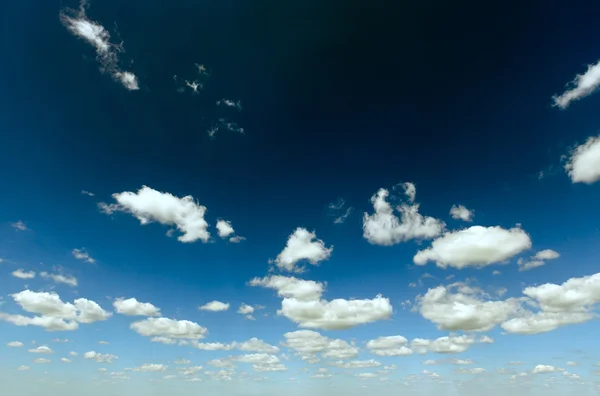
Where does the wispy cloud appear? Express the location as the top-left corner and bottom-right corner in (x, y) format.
(327, 198), (354, 224)
(553, 59), (600, 109)
(217, 99), (242, 111)
(60, 0), (139, 90)
(81, 190), (94, 196)
(11, 220), (28, 231)
(72, 248), (95, 264)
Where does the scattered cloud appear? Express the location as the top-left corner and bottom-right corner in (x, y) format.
(72, 248), (95, 264)
(411, 335), (476, 354)
(553, 60), (600, 108)
(270, 228), (333, 273)
(12, 269), (36, 280)
(518, 249), (560, 271)
(532, 364), (564, 374)
(33, 358), (51, 364)
(40, 272), (78, 287)
(60, 1), (139, 90)
(130, 317), (208, 340)
(131, 363), (167, 372)
(11, 221), (28, 231)
(249, 275), (325, 302)
(215, 220), (244, 242)
(565, 135), (600, 184)
(363, 185), (445, 246)
(414, 225), (532, 269)
(328, 198), (354, 224)
(81, 190), (94, 196)
(216, 99), (242, 111)
(199, 301), (230, 312)
(84, 351), (118, 364)
(366, 336), (413, 356)
(113, 298), (161, 317)
(283, 330), (358, 361)
(449, 205), (474, 222)
(7, 341), (24, 347)
(28, 346), (54, 354)
(17, 365), (30, 371)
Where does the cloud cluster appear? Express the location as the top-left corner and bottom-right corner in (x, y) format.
(216, 220), (245, 243)
(517, 249), (560, 271)
(283, 330), (358, 362)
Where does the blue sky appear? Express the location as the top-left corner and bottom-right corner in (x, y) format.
(2, 0), (600, 395)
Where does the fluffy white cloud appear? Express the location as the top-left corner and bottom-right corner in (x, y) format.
(130, 317), (208, 340)
(415, 285), (519, 331)
(199, 301), (230, 312)
(279, 294), (392, 330)
(7, 341), (24, 347)
(271, 228), (333, 272)
(84, 351), (118, 364)
(414, 225), (532, 269)
(479, 335), (494, 344)
(553, 60), (600, 108)
(363, 187), (445, 246)
(450, 205), (474, 222)
(249, 275), (325, 301)
(40, 272), (78, 287)
(411, 335), (476, 354)
(28, 346), (54, 354)
(455, 367), (485, 374)
(366, 336), (413, 356)
(452, 359), (474, 365)
(565, 135), (600, 184)
(532, 364), (564, 374)
(518, 249), (560, 271)
(216, 220), (235, 238)
(329, 359), (381, 369)
(100, 186), (210, 243)
(132, 364), (167, 372)
(75, 299), (112, 323)
(283, 330), (358, 361)
(11, 269), (36, 279)
(60, 1), (139, 90)
(237, 303), (254, 315)
(72, 248), (95, 263)
(151, 337), (177, 345)
(113, 298), (161, 317)
(194, 342), (235, 351)
(235, 338), (280, 354)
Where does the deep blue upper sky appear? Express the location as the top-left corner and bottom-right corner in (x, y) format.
(1, 0), (600, 394)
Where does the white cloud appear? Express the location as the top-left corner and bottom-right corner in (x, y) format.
(12, 269), (36, 279)
(60, 1), (140, 90)
(40, 272), (78, 287)
(366, 336), (413, 356)
(455, 367), (485, 374)
(216, 99), (242, 111)
(283, 330), (358, 361)
(452, 359), (474, 365)
(74, 299), (112, 323)
(363, 187), (445, 246)
(356, 372), (378, 379)
(173, 359), (191, 365)
(479, 335), (494, 344)
(130, 317), (208, 340)
(199, 301), (230, 312)
(151, 337), (177, 345)
(271, 228), (333, 272)
(235, 338), (280, 354)
(567, 361), (578, 366)
(411, 335), (476, 354)
(72, 248), (95, 263)
(414, 225), (532, 269)
(279, 294), (392, 330)
(194, 342), (235, 351)
(216, 220), (235, 238)
(553, 60), (600, 108)
(450, 205), (474, 222)
(84, 351), (118, 364)
(98, 341), (110, 345)
(237, 303), (254, 315)
(415, 284), (519, 331)
(423, 360), (438, 365)
(33, 358), (51, 364)
(81, 190), (94, 196)
(7, 341), (24, 347)
(99, 186), (210, 243)
(518, 249), (560, 271)
(113, 298), (161, 317)
(532, 364), (564, 374)
(229, 235), (246, 243)
(565, 135), (600, 184)
(11, 220), (28, 231)
(28, 346), (53, 354)
(249, 275), (325, 302)
(131, 364), (167, 372)
(17, 365), (30, 371)
(69, 351), (78, 356)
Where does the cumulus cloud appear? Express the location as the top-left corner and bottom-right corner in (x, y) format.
(235, 338), (279, 354)
(99, 186), (210, 243)
(215, 220), (244, 242)
(279, 294), (392, 330)
(565, 135), (600, 184)
(271, 228), (333, 272)
(553, 60), (600, 109)
(60, 1), (139, 90)
(72, 248), (95, 263)
(411, 335), (476, 354)
(199, 301), (230, 312)
(249, 275), (325, 302)
(413, 225), (532, 269)
(11, 269), (36, 280)
(450, 205), (474, 222)
(113, 298), (161, 317)
(283, 330), (358, 361)
(0, 290), (110, 331)
(366, 336), (413, 356)
(517, 249), (560, 271)
(28, 346), (54, 354)
(532, 364), (564, 374)
(84, 351), (118, 364)
(40, 272), (78, 287)
(237, 303), (254, 315)
(7, 341), (24, 347)
(130, 317), (208, 340)
(363, 186), (445, 246)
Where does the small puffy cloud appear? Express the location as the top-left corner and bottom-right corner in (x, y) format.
(271, 228), (333, 272)
(61, 358), (72, 363)
(131, 364), (167, 372)
(72, 248), (95, 263)
(452, 359), (474, 365)
(553, 60), (600, 109)
(450, 205), (474, 222)
(532, 364), (564, 374)
(69, 351), (78, 356)
(363, 187), (445, 246)
(366, 336), (413, 356)
(479, 336), (494, 344)
(237, 303), (254, 315)
(113, 298), (161, 317)
(518, 249), (560, 271)
(40, 272), (78, 287)
(216, 220), (235, 238)
(11, 220), (28, 231)
(414, 225), (532, 269)
(283, 330), (358, 361)
(7, 341), (24, 347)
(199, 301), (230, 312)
(28, 346), (53, 354)
(411, 335), (476, 354)
(249, 275), (325, 302)
(12, 269), (36, 280)
(84, 351), (118, 364)
(17, 365), (30, 371)
(130, 317), (208, 340)
(565, 135), (600, 184)
(235, 338), (280, 354)
(99, 186), (210, 243)
(74, 299), (112, 323)
(33, 358), (51, 364)
(151, 337), (177, 345)
(279, 294), (392, 330)
(60, 1), (140, 90)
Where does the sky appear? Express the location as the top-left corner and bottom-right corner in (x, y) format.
(1, 0), (600, 395)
